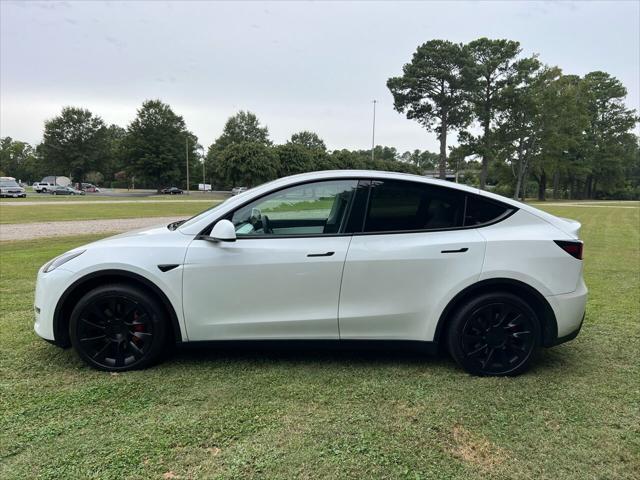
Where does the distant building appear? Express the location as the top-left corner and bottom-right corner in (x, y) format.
(424, 170), (457, 182)
(41, 176), (71, 186)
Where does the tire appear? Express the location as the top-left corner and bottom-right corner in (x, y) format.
(69, 283), (168, 371)
(446, 291), (540, 376)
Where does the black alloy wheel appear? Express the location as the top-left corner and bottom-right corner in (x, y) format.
(70, 284), (168, 371)
(447, 292), (540, 376)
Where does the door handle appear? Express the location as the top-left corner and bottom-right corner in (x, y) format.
(441, 247), (468, 254)
(307, 251), (335, 257)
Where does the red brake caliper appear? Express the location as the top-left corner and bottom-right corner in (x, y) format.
(132, 311), (145, 343)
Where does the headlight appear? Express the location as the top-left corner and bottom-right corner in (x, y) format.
(43, 250), (86, 273)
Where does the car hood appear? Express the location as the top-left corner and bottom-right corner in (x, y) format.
(106, 224), (171, 239)
(82, 222), (186, 249)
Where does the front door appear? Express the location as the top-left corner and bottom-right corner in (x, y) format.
(182, 179), (358, 341)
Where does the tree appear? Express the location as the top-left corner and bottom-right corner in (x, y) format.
(621, 134), (640, 198)
(387, 40), (470, 180)
(212, 111), (270, 151)
(580, 71), (638, 198)
(207, 111), (271, 184)
(275, 143), (315, 177)
(40, 107), (108, 181)
(398, 149), (439, 171)
(216, 142), (280, 187)
(463, 38), (535, 189)
(533, 74), (590, 200)
(0, 137), (41, 182)
(123, 100), (197, 189)
(289, 131), (326, 151)
(101, 124), (127, 184)
(495, 61), (547, 200)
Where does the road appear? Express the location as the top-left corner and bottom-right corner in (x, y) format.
(0, 216), (189, 242)
(1, 199), (215, 207)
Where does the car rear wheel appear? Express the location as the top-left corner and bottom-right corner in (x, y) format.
(69, 284), (168, 371)
(447, 292), (540, 376)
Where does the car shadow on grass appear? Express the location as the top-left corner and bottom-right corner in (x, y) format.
(33, 338), (583, 377)
(162, 340), (584, 377)
(168, 341), (455, 370)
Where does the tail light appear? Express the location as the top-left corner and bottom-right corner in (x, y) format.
(554, 240), (583, 260)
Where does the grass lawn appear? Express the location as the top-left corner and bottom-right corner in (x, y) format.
(0, 200), (220, 224)
(0, 204), (638, 479)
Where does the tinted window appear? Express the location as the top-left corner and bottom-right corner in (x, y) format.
(464, 195), (510, 226)
(363, 180), (465, 232)
(231, 179), (357, 236)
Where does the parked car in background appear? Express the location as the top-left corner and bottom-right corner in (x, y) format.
(161, 187), (183, 195)
(81, 183), (101, 193)
(0, 177), (26, 198)
(50, 186), (85, 196)
(231, 186), (248, 195)
(33, 181), (57, 193)
(34, 170), (587, 376)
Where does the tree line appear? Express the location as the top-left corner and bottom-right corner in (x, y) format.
(0, 103), (421, 190)
(388, 38), (639, 199)
(1, 37), (638, 199)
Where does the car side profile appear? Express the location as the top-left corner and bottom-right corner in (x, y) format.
(34, 170), (587, 376)
(81, 183), (101, 193)
(161, 186), (184, 195)
(51, 185), (85, 195)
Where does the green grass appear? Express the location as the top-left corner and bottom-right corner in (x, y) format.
(0, 201), (221, 224)
(0, 205), (638, 479)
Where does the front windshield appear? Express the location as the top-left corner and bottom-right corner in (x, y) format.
(0, 180), (19, 188)
(176, 182), (270, 230)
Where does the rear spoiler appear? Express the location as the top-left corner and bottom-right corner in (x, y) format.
(555, 217), (582, 238)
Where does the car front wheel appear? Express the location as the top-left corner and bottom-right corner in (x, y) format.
(447, 292), (540, 376)
(69, 284), (168, 371)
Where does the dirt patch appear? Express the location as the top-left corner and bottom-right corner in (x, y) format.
(448, 424), (508, 473)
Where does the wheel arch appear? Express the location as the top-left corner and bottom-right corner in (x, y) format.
(434, 278), (558, 348)
(52, 269), (183, 348)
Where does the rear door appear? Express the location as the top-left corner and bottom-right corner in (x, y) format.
(338, 179), (486, 341)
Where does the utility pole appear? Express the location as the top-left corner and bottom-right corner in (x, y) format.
(202, 148), (206, 190)
(185, 138), (190, 195)
(371, 99), (377, 162)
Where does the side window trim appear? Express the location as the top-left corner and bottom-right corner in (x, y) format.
(197, 178), (517, 238)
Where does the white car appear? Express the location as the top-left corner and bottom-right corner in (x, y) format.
(0, 177), (26, 197)
(34, 170), (587, 376)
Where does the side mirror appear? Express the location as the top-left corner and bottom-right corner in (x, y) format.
(209, 219), (236, 242)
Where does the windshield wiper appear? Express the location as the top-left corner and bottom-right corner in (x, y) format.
(167, 219), (187, 231)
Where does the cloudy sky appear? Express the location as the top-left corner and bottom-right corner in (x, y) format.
(1, 1), (638, 152)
